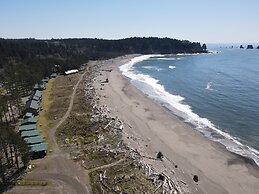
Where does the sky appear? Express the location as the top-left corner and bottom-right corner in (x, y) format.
(0, 0), (259, 43)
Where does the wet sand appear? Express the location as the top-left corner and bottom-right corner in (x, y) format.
(92, 55), (259, 194)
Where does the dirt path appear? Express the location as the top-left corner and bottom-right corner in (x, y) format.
(49, 70), (86, 154)
(88, 158), (125, 172)
(9, 71), (90, 194)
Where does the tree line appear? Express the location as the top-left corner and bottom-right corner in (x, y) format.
(0, 81), (30, 189)
(0, 37), (206, 188)
(0, 37), (206, 90)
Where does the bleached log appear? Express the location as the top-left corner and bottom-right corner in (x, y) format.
(154, 183), (163, 193)
(104, 120), (113, 129)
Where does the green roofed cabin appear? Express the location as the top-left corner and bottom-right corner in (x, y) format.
(24, 99), (39, 116)
(30, 142), (48, 152)
(24, 135), (43, 145)
(30, 142), (48, 158)
(19, 124), (37, 132)
(21, 117), (37, 125)
(21, 129), (40, 138)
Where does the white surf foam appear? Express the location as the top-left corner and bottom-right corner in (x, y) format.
(169, 65), (176, 69)
(208, 50), (219, 54)
(119, 55), (259, 167)
(154, 57), (178, 61)
(206, 81), (213, 90)
(142, 66), (163, 71)
(120, 55), (162, 74)
(155, 57), (182, 61)
(176, 53), (200, 56)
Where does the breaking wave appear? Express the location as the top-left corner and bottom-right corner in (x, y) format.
(142, 66), (163, 71)
(206, 81), (213, 90)
(120, 55), (259, 167)
(169, 65), (176, 69)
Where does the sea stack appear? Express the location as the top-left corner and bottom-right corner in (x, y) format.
(202, 43), (207, 51)
(240, 45), (244, 49)
(247, 45), (253, 49)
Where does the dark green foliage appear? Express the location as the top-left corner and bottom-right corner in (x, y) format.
(0, 125), (30, 185)
(0, 37), (205, 90)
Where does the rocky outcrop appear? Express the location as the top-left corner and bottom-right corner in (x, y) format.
(247, 45), (254, 49)
(202, 43), (207, 50)
(240, 45), (244, 49)
(257, 46), (259, 49)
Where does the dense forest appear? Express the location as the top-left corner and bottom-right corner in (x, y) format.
(0, 37), (206, 188)
(0, 37), (206, 89)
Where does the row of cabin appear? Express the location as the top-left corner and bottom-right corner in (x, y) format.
(20, 76), (56, 158)
(18, 117), (48, 158)
(24, 75), (56, 116)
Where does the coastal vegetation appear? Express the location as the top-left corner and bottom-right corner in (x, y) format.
(0, 37), (205, 192)
(55, 65), (164, 193)
(0, 37), (205, 89)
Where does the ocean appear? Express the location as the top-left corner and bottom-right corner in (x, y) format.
(120, 47), (259, 166)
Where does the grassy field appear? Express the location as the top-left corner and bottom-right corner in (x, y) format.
(32, 67), (161, 193)
(37, 78), (55, 135)
(55, 69), (161, 194)
(36, 74), (80, 150)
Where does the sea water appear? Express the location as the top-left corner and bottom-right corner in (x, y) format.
(120, 47), (259, 166)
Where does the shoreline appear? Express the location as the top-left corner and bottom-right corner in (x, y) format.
(120, 54), (259, 167)
(92, 55), (259, 194)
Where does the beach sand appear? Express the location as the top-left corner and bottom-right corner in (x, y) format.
(92, 55), (259, 194)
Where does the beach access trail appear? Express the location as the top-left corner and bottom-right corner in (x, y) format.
(93, 56), (259, 194)
(9, 70), (90, 194)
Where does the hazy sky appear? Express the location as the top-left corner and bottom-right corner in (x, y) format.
(0, 0), (258, 43)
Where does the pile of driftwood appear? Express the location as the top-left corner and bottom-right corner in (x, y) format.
(84, 65), (188, 194)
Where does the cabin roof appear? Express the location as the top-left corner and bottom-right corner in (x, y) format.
(21, 129), (39, 137)
(21, 117), (37, 125)
(30, 142), (48, 152)
(33, 90), (42, 98)
(65, 69), (79, 75)
(25, 99), (39, 110)
(24, 112), (33, 118)
(19, 124), (37, 132)
(24, 135), (43, 145)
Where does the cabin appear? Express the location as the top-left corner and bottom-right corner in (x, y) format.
(33, 90), (42, 98)
(41, 77), (49, 83)
(64, 69), (79, 75)
(21, 117), (37, 126)
(34, 83), (45, 91)
(24, 99), (39, 116)
(29, 90), (42, 102)
(29, 95), (41, 102)
(24, 112), (33, 119)
(21, 129), (40, 138)
(24, 135), (43, 145)
(18, 124), (37, 132)
(30, 142), (48, 158)
(50, 73), (57, 78)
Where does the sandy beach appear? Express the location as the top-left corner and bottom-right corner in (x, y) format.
(92, 55), (259, 194)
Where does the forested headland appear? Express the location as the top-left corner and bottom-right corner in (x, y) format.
(0, 37), (206, 188)
(0, 37), (206, 89)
